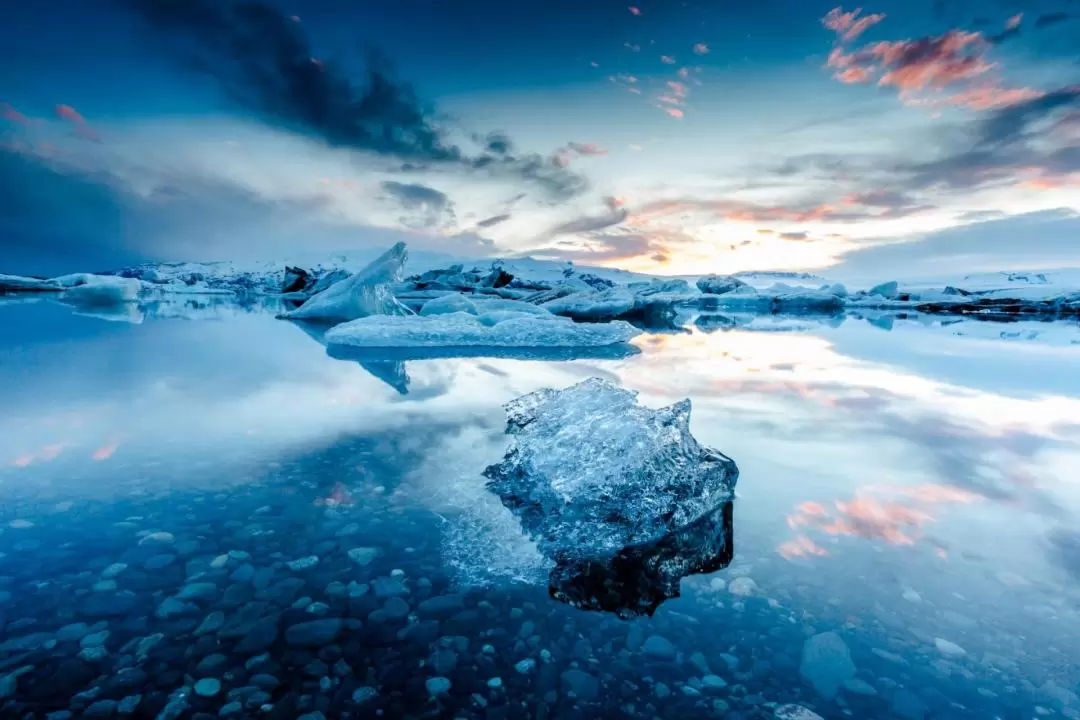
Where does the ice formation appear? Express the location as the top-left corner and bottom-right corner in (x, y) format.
(282, 242), (411, 323)
(696, 274), (748, 295)
(483, 378), (739, 560)
(54, 274), (142, 305)
(0, 274), (62, 292)
(324, 311), (641, 350)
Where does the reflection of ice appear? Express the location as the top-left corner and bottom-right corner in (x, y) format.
(327, 342), (640, 363)
(549, 501), (734, 618)
(288, 319), (411, 396)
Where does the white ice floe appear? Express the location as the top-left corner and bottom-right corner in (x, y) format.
(419, 293), (477, 316)
(541, 288), (636, 321)
(53, 274), (143, 305)
(324, 310), (640, 349)
(483, 377), (738, 559)
(283, 242), (412, 323)
(0, 273), (63, 292)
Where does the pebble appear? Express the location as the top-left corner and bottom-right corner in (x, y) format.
(843, 678), (878, 695)
(80, 630), (110, 649)
(101, 563), (128, 579)
(800, 631), (856, 699)
(642, 635), (676, 659)
(775, 705), (825, 720)
(729, 577), (759, 596)
(383, 597), (410, 619)
(934, 638), (967, 657)
(701, 674), (728, 691)
(352, 687), (378, 704)
(285, 618), (343, 646)
(139, 532), (175, 546)
(426, 676), (452, 696)
(194, 678), (222, 697)
(560, 669), (599, 699)
(287, 555), (320, 571)
(195, 611), (226, 636)
(514, 658), (536, 675)
(347, 547), (378, 566)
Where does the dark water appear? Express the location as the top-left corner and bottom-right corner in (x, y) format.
(1, 297), (1079, 719)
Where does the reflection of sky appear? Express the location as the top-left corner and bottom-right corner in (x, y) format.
(2, 307), (1080, 594)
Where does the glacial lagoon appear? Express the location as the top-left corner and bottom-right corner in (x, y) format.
(2, 298), (1079, 719)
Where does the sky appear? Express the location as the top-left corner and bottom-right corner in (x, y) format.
(1, 0), (1078, 280)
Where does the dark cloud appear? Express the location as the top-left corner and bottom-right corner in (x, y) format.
(476, 213), (511, 228)
(831, 209), (1080, 283)
(779, 232), (810, 241)
(543, 207), (630, 237)
(1035, 12), (1072, 29)
(381, 181), (449, 209)
(890, 86), (1080, 193)
(126, 0), (588, 200)
(380, 181), (455, 229)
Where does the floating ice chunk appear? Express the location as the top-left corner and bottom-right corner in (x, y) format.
(420, 293), (477, 316)
(324, 311), (640, 350)
(283, 242), (411, 323)
(54, 274), (142, 305)
(541, 288), (636, 321)
(696, 275), (748, 295)
(483, 378), (739, 560)
(869, 280), (899, 298)
(470, 297), (551, 316)
(773, 289), (845, 312)
(0, 274), (62, 292)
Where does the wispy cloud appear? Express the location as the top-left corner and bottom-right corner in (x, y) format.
(823, 6), (886, 42)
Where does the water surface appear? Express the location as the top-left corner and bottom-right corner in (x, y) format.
(2, 298), (1079, 719)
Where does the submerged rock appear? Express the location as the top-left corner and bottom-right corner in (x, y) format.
(800, 631), (856, 699)
(484, 378), (738, 562)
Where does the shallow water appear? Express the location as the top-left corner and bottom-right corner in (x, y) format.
(2, 298), (1079, 719)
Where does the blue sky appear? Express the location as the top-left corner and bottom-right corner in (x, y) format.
(1, 0), (1078, 279)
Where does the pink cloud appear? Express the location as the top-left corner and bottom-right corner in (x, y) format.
(628, 6), (642, 15)
(55, 104), (87, 124)
(677, 67), (691, 79)
(663, 107), (684, 119)
(567, 142), (608, 156)
(913, 84), (1045, 110)
(55, 103), (100, 141)
(875, 31), (992, 90)
(693, 43), (709, 55)
(1006, 13), (1023, 30)
(667, 80), (689, 98)
(823, 6), (886, 42)
(92, 440), (120, 461)
(660, 55), (676, 64)
(1, 103), (30, 126)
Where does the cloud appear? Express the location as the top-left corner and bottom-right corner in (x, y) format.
(54, 104), (100, 141)
(780, 231), (810, 240)
(829, 209), (1080, 282)
(1, 103), (31, 127)
(693, 43), (709, 55)
(565, 142), (608, 156)
(476, 213), (511, 228)
(542, 205), (631, 237)
(660, 55), (676, 65)
(823, 6), (887, 42)
(628, 6), (642, 16)
(380, 181), (455, 229)
(125, 0), (588, 200)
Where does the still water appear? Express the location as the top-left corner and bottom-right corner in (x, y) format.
(1, 297), (1079, 719)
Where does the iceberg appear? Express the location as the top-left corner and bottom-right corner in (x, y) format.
(282, 242), (411, 323)
(541, 287), (636, 321)
(324, 311), (641, 351)
(0, 273), (63, 293)
(419, 293), (477, 316)
(696, 274), (748, 295)
(54, 274), (142, 305)
(483, 378), (739, 560)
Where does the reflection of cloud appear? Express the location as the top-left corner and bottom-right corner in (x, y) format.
(11, 442), (67, 467)
(781, 484), (978, 557)
(92, 439), (121, 461)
